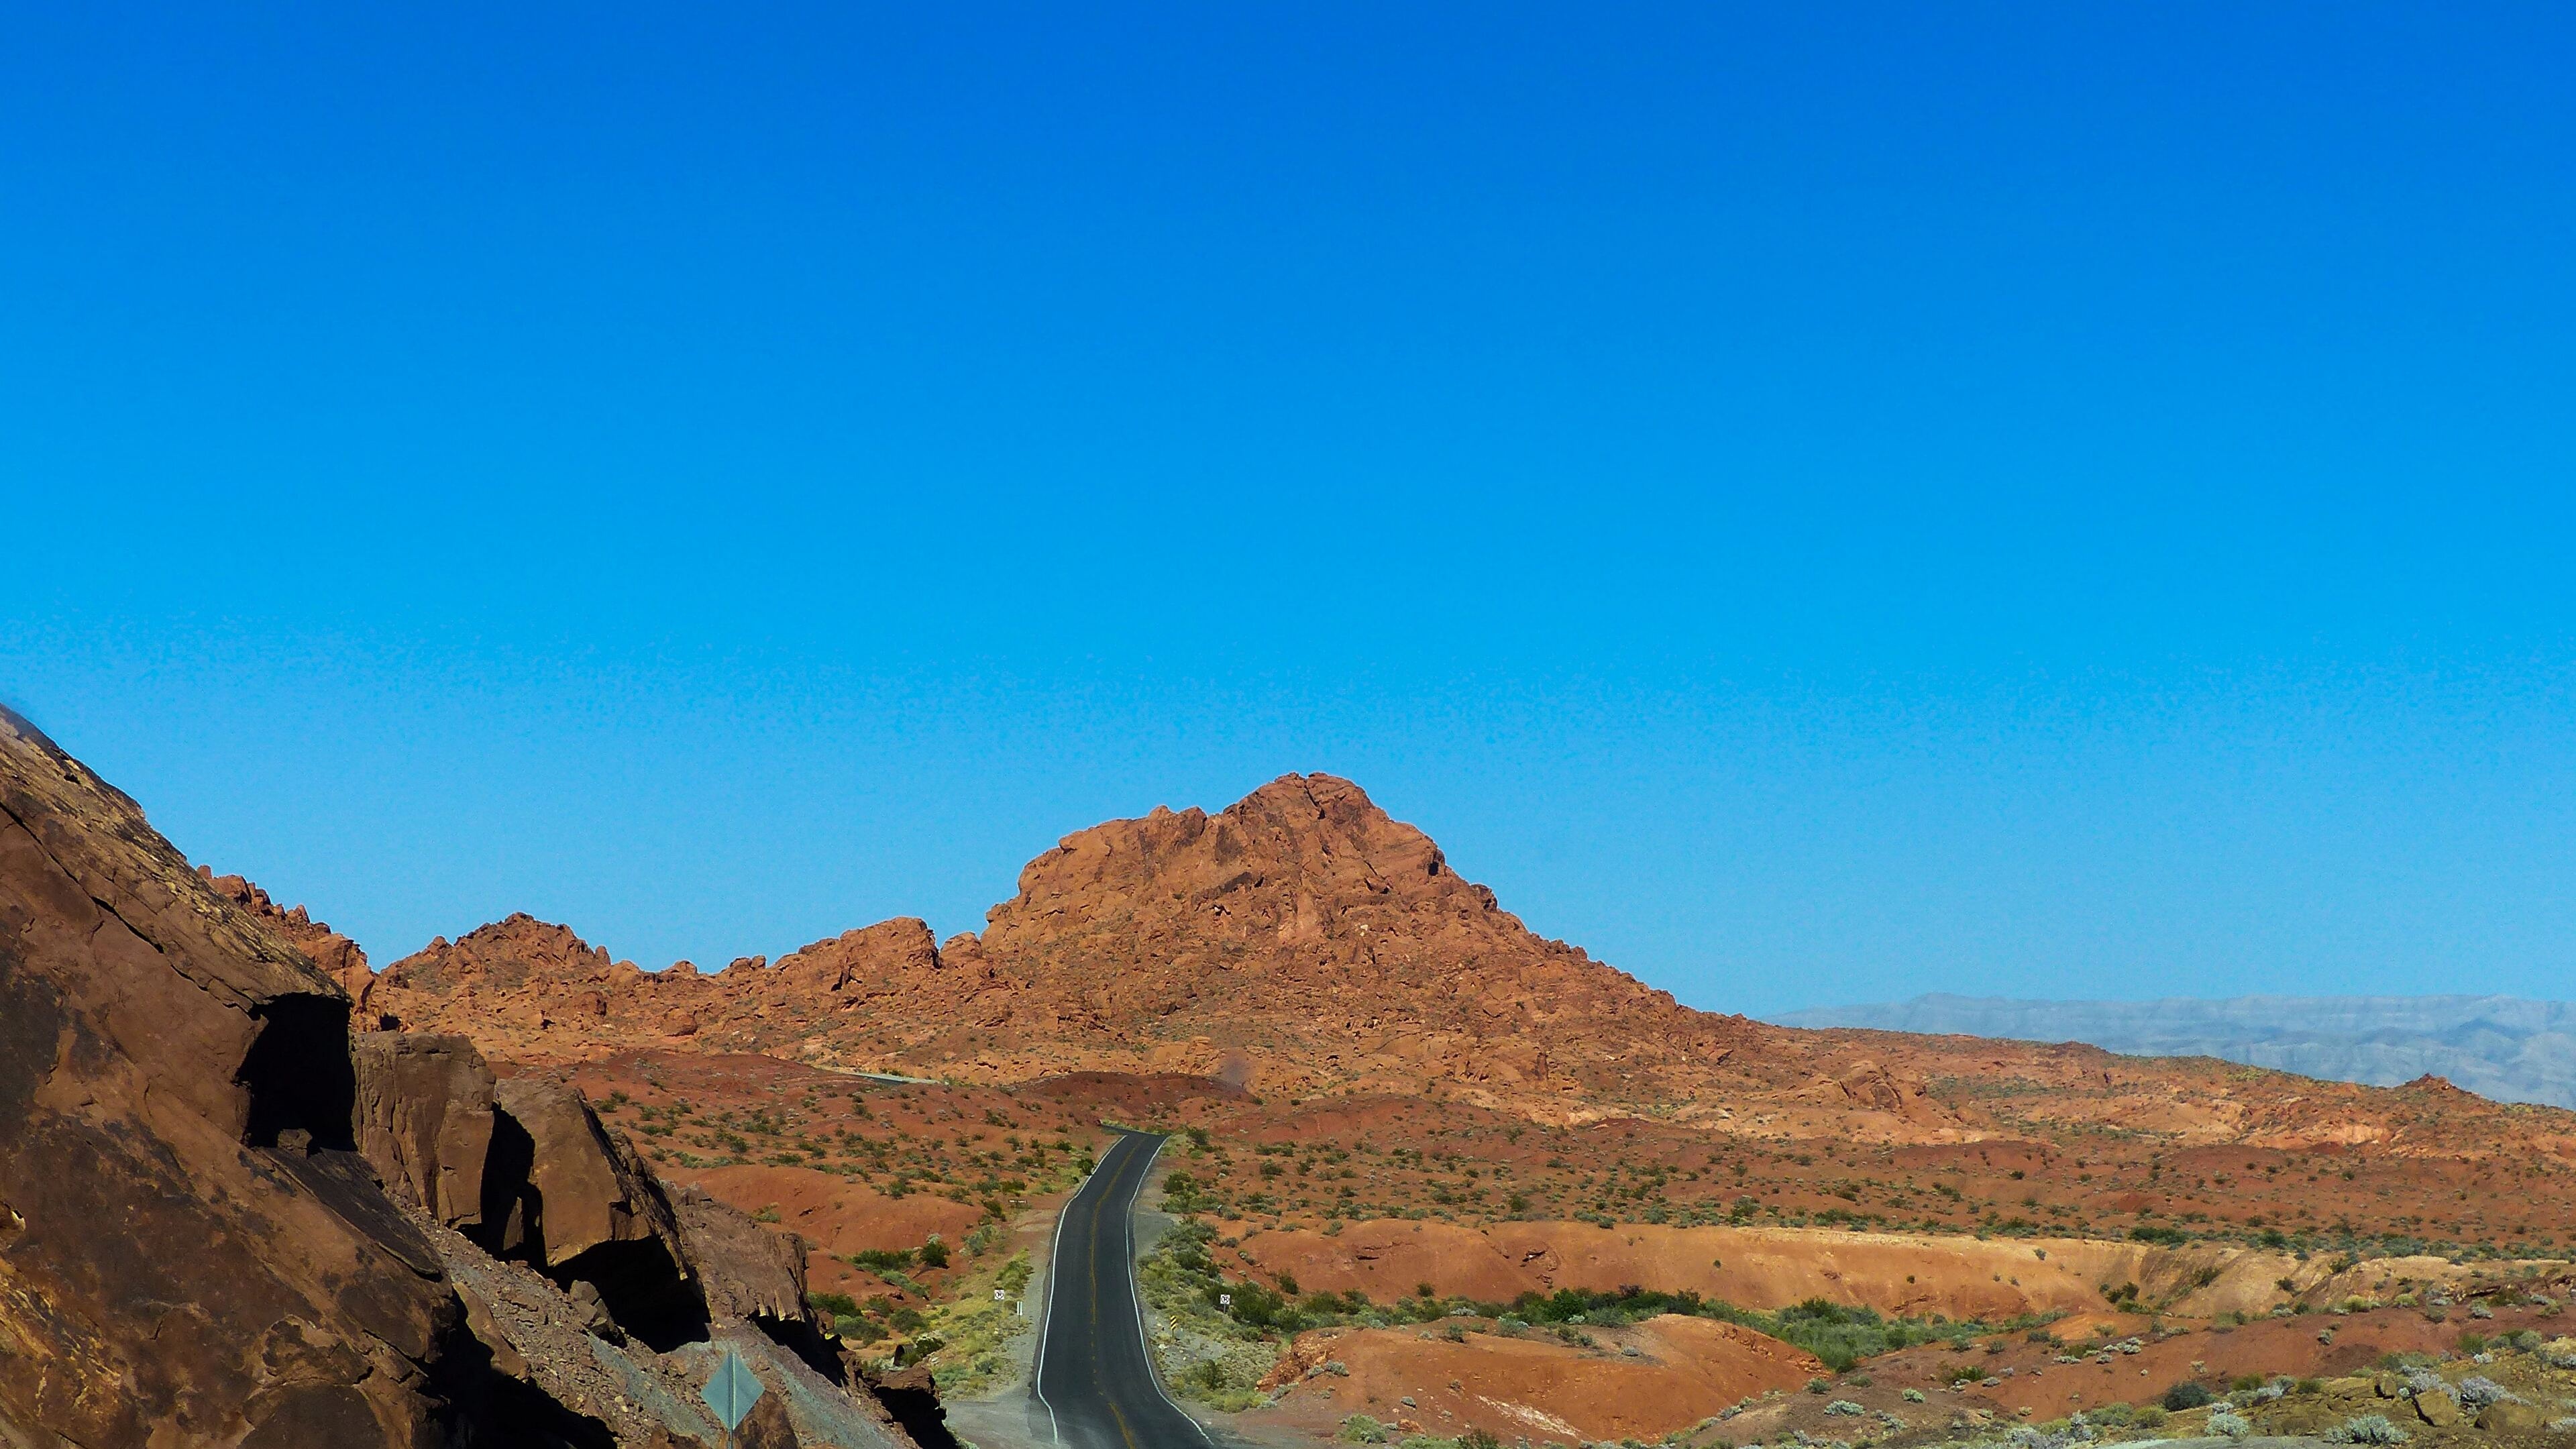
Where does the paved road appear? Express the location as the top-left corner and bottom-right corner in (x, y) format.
(1033, 1130), (1216, 1449)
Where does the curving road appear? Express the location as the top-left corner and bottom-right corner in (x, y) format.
(1032, 1130), (1218, 1449)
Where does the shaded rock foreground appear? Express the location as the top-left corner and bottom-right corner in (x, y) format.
(0, 708), (922, 1448)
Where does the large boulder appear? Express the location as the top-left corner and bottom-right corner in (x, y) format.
(488, 1075), (704, 1346)
(353, 1031), (497, 1228)
(0, 708), (468, 1445)
(671, 1183), (816, 1328)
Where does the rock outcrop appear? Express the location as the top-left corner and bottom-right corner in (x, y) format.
(0, 707), (471, 1445)
(0, 708), (920, 1448)
(671, 1184), (816, 1328)
(353, 1032), (498, 1230)
(203, 864), (376, 1004)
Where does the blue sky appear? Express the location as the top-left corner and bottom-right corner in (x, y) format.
(4, 5), (2571, 1014)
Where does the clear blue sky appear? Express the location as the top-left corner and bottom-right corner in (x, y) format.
(5, 5), (2572, 1014)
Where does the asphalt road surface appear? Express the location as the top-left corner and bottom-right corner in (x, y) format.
(1033, 1130), (1217, 1449)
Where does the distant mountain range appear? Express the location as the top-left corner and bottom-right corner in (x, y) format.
(1771, 993), (2576, 1109)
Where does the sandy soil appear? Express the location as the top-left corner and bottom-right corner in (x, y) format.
(1222, 1219), (2320, 1320)
(1252, 1313), (1823, 1444)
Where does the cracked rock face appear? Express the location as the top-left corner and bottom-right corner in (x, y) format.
(0, 706), (469, 1446)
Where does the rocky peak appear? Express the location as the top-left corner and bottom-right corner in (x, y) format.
(383, 911), (622, 993)
(200, 867), (373, 1000)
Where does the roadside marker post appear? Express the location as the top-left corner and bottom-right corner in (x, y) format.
(702, 1349), (764, 1448)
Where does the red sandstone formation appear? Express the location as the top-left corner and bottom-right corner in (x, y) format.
(353, 774), (2576, 1174)
(0, 709), (917, 1447)
(201, 865), (376, 1004)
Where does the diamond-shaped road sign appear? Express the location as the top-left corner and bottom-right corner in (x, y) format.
(702, 1349), (764, 1432)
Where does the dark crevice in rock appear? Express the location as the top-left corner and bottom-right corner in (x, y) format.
(474, 1106), (539, 1258)
(865, 1369), (961, 1449)
(557, 1236), (708, 1352)
(237, 994), (358, 1150)
(752, 1310), (846, 1384)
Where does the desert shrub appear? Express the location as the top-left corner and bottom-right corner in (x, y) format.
(1902, 1389), (1927, 1403)
(2456, 1377), (2512, 1409)
(2231, 1374), (2265, 1393)
(2327, 1415), (2409, 1445)
(917, 1236), (950, 1269)
(1825, 1401), (1864, 1417)
(2133, 1407), (2167, 1429)
(850, 1247), (914, 1273)
(1504, 1288), (1944, 1372)
(2402, 1368), (2449, 1400)
(1807, 1377), (1831, 1395)
(1458, 1432), (1501, 1449)
(2208, 1411), (2252, 1438)
(2089, 1403), (2134, 1427)
(2458, 1331), (2488, 1355)
(2131, 1225), (2190, 1246)
(2162, 1381), (2214, 1411)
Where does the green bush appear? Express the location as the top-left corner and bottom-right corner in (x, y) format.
(2163, 1381), (2214, 1411)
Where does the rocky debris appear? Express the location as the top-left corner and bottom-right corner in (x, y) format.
(429, 1216), (914, 1447)
(0, 707), (467, 1444)
(2478, 1401), (2545, 1432)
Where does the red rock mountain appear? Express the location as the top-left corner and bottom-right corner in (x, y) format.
(353, 773), (2576, 1167)
(365, 775), (1800, 1117)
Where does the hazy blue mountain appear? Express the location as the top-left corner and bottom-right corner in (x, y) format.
(1770, 994), (2576, 1110)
